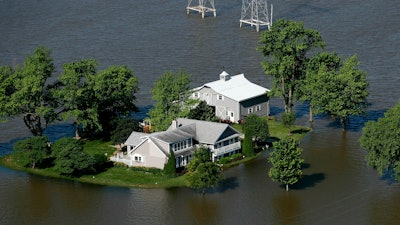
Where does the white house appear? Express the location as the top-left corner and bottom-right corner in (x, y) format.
(192, 71), (270, 123)
(110, 118), (242, 169)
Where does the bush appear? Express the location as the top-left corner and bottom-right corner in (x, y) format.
(219, 157), (231, 165)
(281, 112), (296, 127)
(230, 153), (243, 161)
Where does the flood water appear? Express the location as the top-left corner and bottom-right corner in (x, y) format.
(1, 0), (400, 224)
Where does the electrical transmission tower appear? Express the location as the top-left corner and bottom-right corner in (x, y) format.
(240, 0), (273, 32)
(187, 0), (216, 18)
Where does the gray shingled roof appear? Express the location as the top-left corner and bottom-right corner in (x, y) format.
(172, 118), (242, 144)
(125, 118), (242, 152)
(124, 131), (149, 147)
(152, 126), (194, 143)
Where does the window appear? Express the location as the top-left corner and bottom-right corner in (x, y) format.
(134, 155), (142, 162)
(194, 92), (199, 98)
(256, 105), (261, 111)
(248, 107), (253, 114)
(217, 95), (224, 100)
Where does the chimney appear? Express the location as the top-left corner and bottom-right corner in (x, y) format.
(220, 71), (230, 81)
(172, 119), (178, 129)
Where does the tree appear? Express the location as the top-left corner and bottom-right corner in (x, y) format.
(54, 60), (139, 138)
(53, 59), (99, 139)
(91, 65), (139, 137)
(188, 100), (219, 122)
(360, 101), (400, 181)
(0, 46), (57, 136)
(242, 114), (269, 143)
(186, 146), (222, 194)
(300, 52), (341, 122)
(258, 19), (325, 113)
(268, 137), (304, 191)
(13, 136), (50, 169)
(242, 130), (255, 157)
(148, 70), (197, 131)
(51, 137), (96, 176)
(281, 112), (296, 133)
(110, 118), (142, 148)
(321, 55), (369, 130)
(164, 149), (176, 176)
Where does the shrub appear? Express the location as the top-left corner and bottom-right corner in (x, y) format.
(219, 157), (231, 165)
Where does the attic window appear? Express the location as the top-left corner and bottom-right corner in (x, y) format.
(134, 156), (142, 162)
(217, 95), (224, 100)
(133, 154), (143, 163)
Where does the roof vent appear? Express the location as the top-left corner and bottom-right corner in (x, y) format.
(220, 71), (230, 81)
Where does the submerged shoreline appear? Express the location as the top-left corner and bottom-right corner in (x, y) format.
(0, 120), (310, 189)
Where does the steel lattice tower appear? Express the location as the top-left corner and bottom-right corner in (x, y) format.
(187, 0), (216, 18)
(240, 0), (273, 32)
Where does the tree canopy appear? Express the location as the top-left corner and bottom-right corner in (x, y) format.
(53, 60), (139, 138)
(268, 137), (304, 191)
(0, 46), (56, 136)
(13, 136), (51, 169)
(186, 146), (222, 194)
(51, 137), (96, 176)
(110, 118), (142, 147)
(360, 101), (400, 181)
(188, 100), (219, 122)
(300, 52), (342, 122)
(148, 70), (197, 132)
(242, 114), (269, 143)
(321, 55), (369, 130)
(258, 19), (325, 113)
(0, 47), (139, 139)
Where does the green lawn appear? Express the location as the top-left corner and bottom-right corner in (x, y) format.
(232, 116), (311, 142)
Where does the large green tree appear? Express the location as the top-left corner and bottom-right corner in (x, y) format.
(54, 59), (98, 138)
(300, 52), (341, 122)
(54, 60), (139, 138)
(92, 65), (139, 136)
(148, 70), (197, 132)
(186, 146), (222, 194)
(320, 55), (369, 130)
(268, 137), (304, 191)
(258, 19), (325, 113)
(13, 136), (51, 169)
(0, 46), (57, 136)
(360, 101), (400, 181)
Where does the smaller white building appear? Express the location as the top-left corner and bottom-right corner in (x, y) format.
(192, 71), (270, 123)
(110, 118), (242, 169)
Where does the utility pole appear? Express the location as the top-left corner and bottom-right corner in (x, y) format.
(187, 0), (216, 18)
(240, 0), (273, 32)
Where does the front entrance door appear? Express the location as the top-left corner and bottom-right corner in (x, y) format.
(228, 111), (234, 122)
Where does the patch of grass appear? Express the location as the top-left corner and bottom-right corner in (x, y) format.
(233, 116), (311, 142)
(79, 167), (187, 188)
(83, 140), (116, 156)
